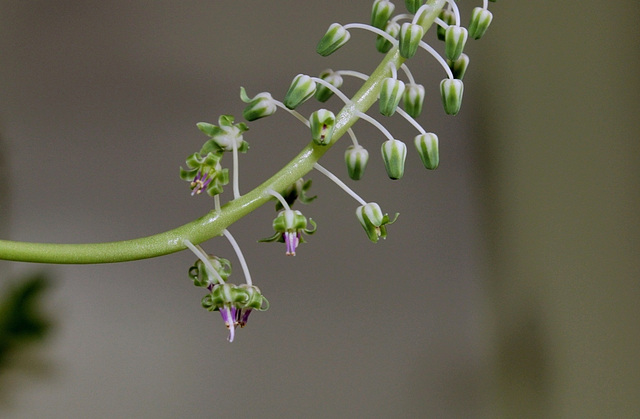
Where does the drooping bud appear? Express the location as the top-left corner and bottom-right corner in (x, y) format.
(309, 109), (336, 146)
(405, 0), (424, 14)
(283, 74), (317, 110)
(344, 145), (369, 180)
(316, 23), (351, 57)
(239, 87), (277, 121)
(468, 7), (493, 39)
(381, 139), (407, 180)
(447, 53), (469, 80)
(371, 0), (395, 30)
(440, 78), (464, 115)
(444, 26), (468, 61)
(379, 78), (406, 117)
(376, 21), (400, 53)
(403, 83), (425, 118)
(355, 202), (398, 243)
(188, 255), (232, 288)
(399, 23), (424, 59)
(437, 9), (455, 41)
(414, 133), (439, 170)
(315, 69), (344, 103)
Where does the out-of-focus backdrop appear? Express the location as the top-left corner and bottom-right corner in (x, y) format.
(0, 1), (638, 418)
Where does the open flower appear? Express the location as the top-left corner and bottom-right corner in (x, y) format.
(356, 202), (398, 243)
(197, 115), (249, 153)
(259, 209), (317, 255)
(179, 151), (229, 196)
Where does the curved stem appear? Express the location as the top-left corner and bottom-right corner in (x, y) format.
(0, 0), (446, 265)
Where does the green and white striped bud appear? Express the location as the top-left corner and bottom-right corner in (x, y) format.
(445, 26), (468, 61)
(414, 133), (439, 170)
(405, 0), (424, 14)
(309, 109), (336, 146)
(440, 78), (464, 115)
(376, 21), (400, 53)
(403, 83), (425, 118)
(355, 202), (398, 243)
(437, 9), (455, 41)
(468, 7), (493, 40)
(316, 23), (351, 57)
(399, 23), (424, 59)
(344, 145), (369, 180)
(283, 74), (317, 110)
(315, 69), (344, 103)
(381, 139), (407, 180)
(239, 87), (277, 121)
(447, 53), (469, 80)
(379, 78), (405, 117)
(371, 0), (395, 30)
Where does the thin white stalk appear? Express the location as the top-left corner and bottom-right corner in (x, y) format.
(274, 100), (310, 126)
(232, 136), (240, 199)
(313, 163), (367, 207)
(336, 70), (369, 81)
(419, 40), (454, 79)
(395, 107), (427, 135)
(343, 23), (398, 46)
(214, 195), (221, 213)
(183, 239), (225, 284)
(356, 111), (395, 142)
(311, 77), (352, 105)
(346, 128), (359, 147)
(400, 64), (416, 85)
(222, 229), (252, 286)
(266, 188), (290, 211)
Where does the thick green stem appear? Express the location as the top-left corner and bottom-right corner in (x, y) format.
(0, 1), (445, 264)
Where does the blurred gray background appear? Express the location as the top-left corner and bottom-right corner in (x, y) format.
(0, 1), (638, 418)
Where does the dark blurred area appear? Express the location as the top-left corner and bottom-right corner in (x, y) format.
(0, 1), (638, 418)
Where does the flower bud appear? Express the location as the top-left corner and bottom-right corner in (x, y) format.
(447, 53), (469, 80)
(188, 255), (232, 288)
(468, 7), (493, 40)
(315, 69), (344, 103)
(239, 87), (276, 121)
(309, 109), (336, 146)
(379, 78), (405, 117)
(376, 21), (400, 53)
(355, 202), (398, 243)
(399, 23), (424, 59)
(404, 0), (424, 14)
(344, 145), (369, 180)
(440, 78), (464, 115)
(371, 0), (395, 30)
(381, 139), (407, 180)
(403, 83), (425, 118)
(444, 26), (468, 61)
(283, 74), (317, 110)
(414, 133), (439, 170)
(437, 9), (455, 41)
(316, 23), (351, 57)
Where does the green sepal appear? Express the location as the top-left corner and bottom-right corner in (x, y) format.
(355, 202), (399, 243)
(440, 78), (464, 115)
(344, 145), (369, 180)
(468, 7), (493, 40)
(316, 23), (351, 57)
(283, 74), (317, 110)
(403, 83), (425, 118)
(188, 255), (232, 287)
(371, 0), (395, 30)
(309, 109), (336, 146)
(444, 26), (468, 61)
(379, 78), (406, 117)
(239, 87), (277, 121)
(399, 23), (424, 59)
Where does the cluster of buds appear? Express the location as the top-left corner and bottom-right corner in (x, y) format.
(179, 1), (497, 340)
(188, 252), (269, 342)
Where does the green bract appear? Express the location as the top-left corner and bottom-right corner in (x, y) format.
(309, 109), (337, 146)
(197, 115), (249, 153)
(403, 83), (425, 118)
(189, 255), (232, 287)
(283, 74), (317, 110)
(376, 21), (400, 54)
(414, 133), (439, 170)
(371, 0), (395, 30)
(444, 26), (468, 61)
(344, 145), (369, 180)
(379, 78), (406, 117)
(440, 78), (464, 115)
(355, 203), (398, 243)
(240, 87), (277, 121)
(399, 23), (424, 59)
(315, 69), (344, 103)
(468, 7), (493, 40)
(381, 139), (407, 180)
(316, 23), (351, 57)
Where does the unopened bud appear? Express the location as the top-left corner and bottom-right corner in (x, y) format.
(445, 26), (468, 61)
(399, 23), (424, 59)
(315, 69), (344, 103)
(283, 74), (317, 110)
(403, 83), (425, 118)
(379, 78), (406, 117)
(376, 21), (400, 53)
(344, 145), (369, 180)
(381, 139), (407, 180)
(309, 109), (336, 146)
(440, 78), (464, 115)
(468, 7), (493, 39)
(447, 53), (469, 80)
(317, 23), (351, 57)
(371, 0), (395, 30)
(414, 133), (439, 170)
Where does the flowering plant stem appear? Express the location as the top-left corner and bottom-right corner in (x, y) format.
(0, 0), (446, 265)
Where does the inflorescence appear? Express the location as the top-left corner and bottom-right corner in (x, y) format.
(181, 0), (496, 341)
